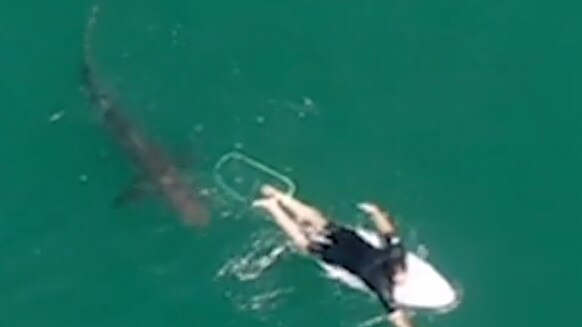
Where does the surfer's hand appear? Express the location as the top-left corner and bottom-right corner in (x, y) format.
(357, 202), (381, 214)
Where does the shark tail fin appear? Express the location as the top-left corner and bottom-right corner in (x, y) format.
(83, 5), (99, 80)
(82, 5), (105, 106)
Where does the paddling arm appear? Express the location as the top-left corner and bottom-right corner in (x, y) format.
(389, 310), (414, 327)
(357, 202), (396, 235)
(376, 291), (413, 327)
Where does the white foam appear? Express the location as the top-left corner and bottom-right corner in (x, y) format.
(216, 232), (287, 282)
(48, 110), (66, 123)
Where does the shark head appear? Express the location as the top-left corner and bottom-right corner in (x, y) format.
(159, 171), (209, 227)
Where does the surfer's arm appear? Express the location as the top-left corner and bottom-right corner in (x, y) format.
(357, 202), (396, 235)
(389, 310), (414, 327)
(376, 292), (413, 327)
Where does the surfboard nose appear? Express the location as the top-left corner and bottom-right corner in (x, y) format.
(393, 253), (458, 310)
(426, 274), (457, 308)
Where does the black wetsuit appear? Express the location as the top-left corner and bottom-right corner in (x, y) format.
(308, 224), (406, 313)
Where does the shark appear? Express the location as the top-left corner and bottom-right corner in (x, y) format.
(81, 5), (209, 227)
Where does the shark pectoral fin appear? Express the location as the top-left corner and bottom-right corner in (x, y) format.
(112, 175), (156, 207)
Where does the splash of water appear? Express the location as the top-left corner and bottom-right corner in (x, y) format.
(216, 228), (288, 282)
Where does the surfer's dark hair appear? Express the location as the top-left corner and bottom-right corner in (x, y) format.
(390, 244), (407, 271)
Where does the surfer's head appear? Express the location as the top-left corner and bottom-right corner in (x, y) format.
(388, 238), (407, 284)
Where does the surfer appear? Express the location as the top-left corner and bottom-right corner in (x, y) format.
(253, 185), (414, 327)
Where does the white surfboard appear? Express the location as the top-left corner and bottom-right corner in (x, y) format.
(320, 228), (458, 311)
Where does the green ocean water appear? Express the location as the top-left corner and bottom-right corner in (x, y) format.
(1, 1), (581, 326)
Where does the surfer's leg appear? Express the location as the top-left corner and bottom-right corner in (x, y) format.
(253, 198), (310, 251)
(260, 185), (328, 230)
